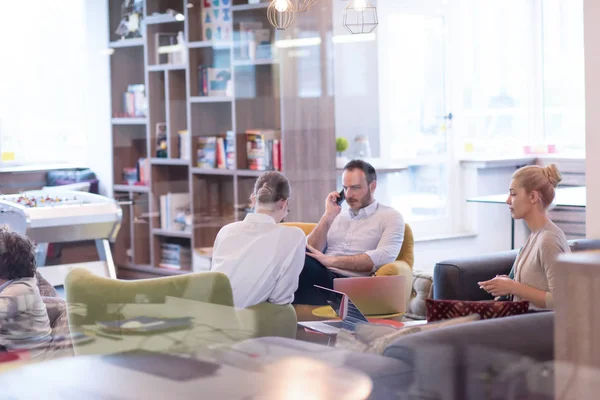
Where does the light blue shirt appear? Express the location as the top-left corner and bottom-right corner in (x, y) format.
(325, 201), (405, 276)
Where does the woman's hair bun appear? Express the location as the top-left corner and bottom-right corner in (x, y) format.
(543, 163), (562, 188)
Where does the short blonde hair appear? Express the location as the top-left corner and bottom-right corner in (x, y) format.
(512, 164), (562, 208)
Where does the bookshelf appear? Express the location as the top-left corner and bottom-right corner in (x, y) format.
(109, 0), (335, 278)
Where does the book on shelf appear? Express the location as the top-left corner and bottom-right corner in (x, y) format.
(160, 242), (192, 270)
(121, 158), (149, 186)
(197, 65), (232, 97)
(216, 137), (226, 169)
(117, 84), (146, 118)
(193, 247), (213, 272)
(137, 158), (150, 185)
(178, 130), (190, 160)
(159, 192), (191, 232)
(246, 129), (282, 171)
(197, 137), (217, 168)
(225, 131), (235, 169)
(123, 168), (137, 185)
(196, 133), (234, 169)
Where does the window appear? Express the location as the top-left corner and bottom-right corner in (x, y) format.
(335, 0), (585, 236)
(452, 0), (584, 155)
(453, 0), (538, 155)
(541, 0), (585, 151)
(0, 0), (88, 165)
(376, 1), (454, 235)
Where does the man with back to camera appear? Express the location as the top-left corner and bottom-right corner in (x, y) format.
(292, 159), (405, 305)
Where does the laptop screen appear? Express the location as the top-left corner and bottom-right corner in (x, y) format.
(314, 285), (369, 330)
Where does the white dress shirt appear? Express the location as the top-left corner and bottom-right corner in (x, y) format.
(325, 201), (405, 277)
(210, 213), (307, 308)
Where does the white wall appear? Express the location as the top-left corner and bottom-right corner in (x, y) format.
(82, 0), (112, 196)
(584, 0), (600, 238)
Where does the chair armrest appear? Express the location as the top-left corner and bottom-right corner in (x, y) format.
(377, 261), (413, 305)
(239, 303), (297, 339)
(433, 250), (518, 301)
(570, 239), (600, 252)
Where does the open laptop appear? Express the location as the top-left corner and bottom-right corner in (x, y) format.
(297, 285), (369, 335)
(333, 275), (407, 316)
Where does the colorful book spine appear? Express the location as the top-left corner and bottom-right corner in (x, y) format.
(246, 133), (266, 171)
(225, 131), (235, 170)
(273, 139), (281, 171)
(198, 65), (209, 96)
(216, 137), (226, 169)
(197, 137), (217, 168)
(245, 130), (282, 171)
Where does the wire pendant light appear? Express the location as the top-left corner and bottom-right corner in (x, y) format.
(267, 0), (296, 30)
(292, 0), (319, 12)
(343, 0), (379, 34)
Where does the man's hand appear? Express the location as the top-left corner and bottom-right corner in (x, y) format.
(324, 191), (342, 221)
(478, 275), (516, 297)
(307, 192), (342, 252)
(306, 244), (335, 268)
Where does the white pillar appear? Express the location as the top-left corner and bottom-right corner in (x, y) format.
(585, 0), (600, 238)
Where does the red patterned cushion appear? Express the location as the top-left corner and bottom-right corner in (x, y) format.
(425, 299), (529, 322)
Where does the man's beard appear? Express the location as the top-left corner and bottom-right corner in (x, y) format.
(348, 187), (372, 210)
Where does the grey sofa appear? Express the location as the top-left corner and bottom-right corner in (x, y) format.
(382, 312), (554, 399)
(377, 241), (600, 398)
(432, 239), (600, 301)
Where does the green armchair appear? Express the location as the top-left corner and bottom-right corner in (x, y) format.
(64, 268), (297, 355)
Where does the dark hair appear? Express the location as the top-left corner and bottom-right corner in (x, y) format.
(344, 159), (377, 184)
(0, 228), (36, 280)
(253, 171), (291, 205)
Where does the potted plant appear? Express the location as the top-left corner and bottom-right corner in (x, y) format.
(336, 137), (349, 168)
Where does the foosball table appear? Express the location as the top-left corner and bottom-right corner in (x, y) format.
(0, 190), (122, 286)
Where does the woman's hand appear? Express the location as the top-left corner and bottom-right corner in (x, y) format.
(478, 275), (516, 297)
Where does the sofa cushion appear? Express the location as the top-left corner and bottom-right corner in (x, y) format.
(425, 299), (529, 322)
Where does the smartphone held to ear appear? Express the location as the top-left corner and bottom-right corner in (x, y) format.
(336, 189), (345, 206)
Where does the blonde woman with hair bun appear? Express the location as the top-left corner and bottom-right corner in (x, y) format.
(478, 163), (570, 309)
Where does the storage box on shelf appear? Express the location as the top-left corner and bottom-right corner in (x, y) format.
(109, 0), (335, 279)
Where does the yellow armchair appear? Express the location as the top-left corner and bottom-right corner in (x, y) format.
(281, 222), (414, 304)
